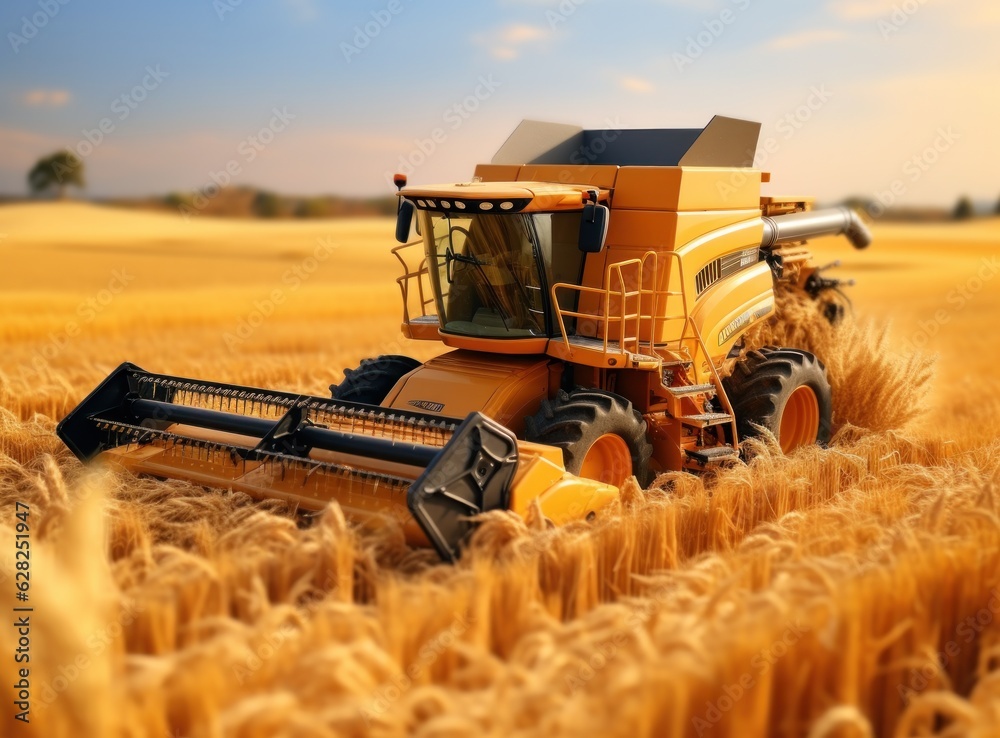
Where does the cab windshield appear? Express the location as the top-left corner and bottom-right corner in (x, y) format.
(420, 210), (585, 339)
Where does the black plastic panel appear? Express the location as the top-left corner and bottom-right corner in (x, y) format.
(407, 412), (518, 562)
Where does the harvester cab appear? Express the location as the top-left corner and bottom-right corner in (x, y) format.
(387, 115), (868, 466)
(58, 115), (872, 561)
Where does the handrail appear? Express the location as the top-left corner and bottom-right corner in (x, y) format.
(392, 240), (436, 324)
(551, 253), (658, 356)
(551, 252), (662, 356)
(550, 249), (739, 445)
(654, 251), (739, 445)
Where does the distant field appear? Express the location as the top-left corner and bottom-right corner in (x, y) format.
(0, 202), (445, 421)
(3, 202), (996, 432)
(1, 202), (999, 738)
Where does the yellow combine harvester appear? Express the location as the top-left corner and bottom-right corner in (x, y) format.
(59, 116), (871, 561)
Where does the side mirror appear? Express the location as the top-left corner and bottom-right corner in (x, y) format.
(578, 202), (609, 253)
(396, 199), (415, 243)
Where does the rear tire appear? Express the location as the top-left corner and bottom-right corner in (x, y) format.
(330, 355), (421, 405)
(722, 347), (832, 453)
(525, 388), (653, 488)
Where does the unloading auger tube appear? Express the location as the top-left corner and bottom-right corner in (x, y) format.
(760, 206), (872, 250)
(56, 363), (618, 562)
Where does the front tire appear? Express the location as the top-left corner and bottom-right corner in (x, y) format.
(330, 355), (421, 405)
(722, 347), (832, 453)
(525, 388), (653, 488)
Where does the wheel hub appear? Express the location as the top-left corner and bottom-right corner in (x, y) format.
(779, 385), (820, 453)
(579, 433), (632, 487)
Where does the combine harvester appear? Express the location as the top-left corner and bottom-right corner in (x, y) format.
(59, 116), (871, 561)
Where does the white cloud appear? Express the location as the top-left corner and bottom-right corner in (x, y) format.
(766, 29), (846, 50)
(473, 23), (551, 61)
(828, 1), (999, 32)
(827, 0), (898, 21)
(499, 24), (547, 44)
(619, 76), (655, 94)
(22, 89), (71, 107)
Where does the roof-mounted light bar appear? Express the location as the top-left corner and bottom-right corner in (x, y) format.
(409, 197), (533, 214)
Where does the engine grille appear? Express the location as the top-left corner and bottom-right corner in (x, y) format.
(695, 248), (760, 295)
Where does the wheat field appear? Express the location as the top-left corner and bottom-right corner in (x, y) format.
(1, 202), (999, 738)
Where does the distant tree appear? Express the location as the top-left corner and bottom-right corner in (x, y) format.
(294, 197), (330, 218)
(28, 150), (85, 198)
(952, 196), (974, 220)
(165, 191), (195, 209)
(252, 191), (281, 218)
(367, 197), (399, 217)
(995, 195), (1000, 215)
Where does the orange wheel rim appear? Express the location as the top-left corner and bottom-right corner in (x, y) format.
(779, 385), (820, 453)
(579, 434), (632, 487)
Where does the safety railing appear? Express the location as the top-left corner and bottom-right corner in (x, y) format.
(661, 251), (738, 443)
(391, 240), (436, 325)
(550, 251), (739, 443)
(551, 251), (664, 358)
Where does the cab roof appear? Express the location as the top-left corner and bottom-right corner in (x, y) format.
(400, 181), (607, 214)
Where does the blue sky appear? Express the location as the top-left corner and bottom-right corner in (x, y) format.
(1, 0), (997, 205)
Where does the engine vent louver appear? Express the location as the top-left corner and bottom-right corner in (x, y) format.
(695, 248), (760, 295)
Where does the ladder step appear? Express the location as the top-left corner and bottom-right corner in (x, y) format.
(681, 412), (733, 428)
(630, 353), (661, 370)
(665, 383), (716, 397)
(686, 446), (740, 465)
